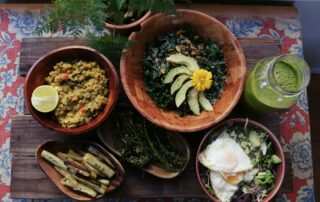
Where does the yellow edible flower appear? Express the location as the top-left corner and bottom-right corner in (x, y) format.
(191, 69), (213, 92)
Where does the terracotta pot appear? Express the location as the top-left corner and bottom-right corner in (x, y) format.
(105, 11), (152, 35)
(120, 9), (246, 132)
(196, 118), (285, 202)
(24, 46), (119, 135)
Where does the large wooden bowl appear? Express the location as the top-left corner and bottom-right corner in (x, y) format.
(120, 9), (246, 132)
(24, 46), (119, 135)
(196, 119), (285, 202)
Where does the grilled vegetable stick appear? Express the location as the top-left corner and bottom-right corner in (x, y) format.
(54, 166), (69, 177)
(98, 179), (110, 185)
(61, 175), (97, 198)
(57, 152), (91, 177)
(65, 162), (90, 177)
(83, 153), (115, 178)
(88, 146), (115, 168)
(74, 176), (107, 194)
(67, 149), (83, 162)
(57, 152), (80, 166)
(55, 166), (107, 194)
(82, 162), (102, 178)
(41, 150), (67, 170)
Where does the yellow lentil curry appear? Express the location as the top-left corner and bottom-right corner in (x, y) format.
(45, 61), (108, 128)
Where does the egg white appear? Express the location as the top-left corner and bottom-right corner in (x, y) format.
(210, 170), (239, 202)
(199, 133), (253, 173)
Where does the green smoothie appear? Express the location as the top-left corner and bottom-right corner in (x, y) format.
(244, 55), (306, 112)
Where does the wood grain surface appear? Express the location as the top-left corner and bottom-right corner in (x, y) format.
(10, 115), (292, 199)
(18, 37), (280, 76)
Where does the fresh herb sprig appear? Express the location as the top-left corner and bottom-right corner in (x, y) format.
(36, 0), (107, 37)
(88, 33), (136, 68)
(36, 0), (176, 69)
(36, 0), (176, 37)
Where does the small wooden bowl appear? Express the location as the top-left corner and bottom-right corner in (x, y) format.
(120, 9), (246, 132)
(24, 46), (119, 135)
(36, 140), (125, 201)
(97, 107), (191, 179)
(196, 118), (285, 202)
(105, 11), (152, 35)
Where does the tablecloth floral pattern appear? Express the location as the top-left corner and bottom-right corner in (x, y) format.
(0, 8), (315, 202)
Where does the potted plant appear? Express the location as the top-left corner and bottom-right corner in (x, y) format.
(36, 0), (176, 67)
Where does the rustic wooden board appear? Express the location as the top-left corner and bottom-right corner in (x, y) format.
(18, 37), (280, 76)
(10, 37), (293, 199)
(10, 115), (292, 199)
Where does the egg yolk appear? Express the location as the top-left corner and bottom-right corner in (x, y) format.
(222, 172), (245, 185)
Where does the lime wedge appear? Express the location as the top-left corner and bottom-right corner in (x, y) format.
(31, 85), (59, 113)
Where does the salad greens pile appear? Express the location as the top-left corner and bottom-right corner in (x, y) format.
(111, 108), (186, 171)
(142, 28), (227, 116)
(202, 121), (282, 202)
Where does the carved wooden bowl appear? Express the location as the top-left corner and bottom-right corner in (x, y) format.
(196, 118), (285, 202)
(24, 46), (119, 135)
(120, 9), (246, 132)
(36, 141), (125, 200)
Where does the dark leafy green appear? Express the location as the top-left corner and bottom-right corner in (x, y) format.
(142, 28), (227, 116)
(112, 108), (185, 171)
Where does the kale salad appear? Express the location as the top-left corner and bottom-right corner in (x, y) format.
(142, 28), (227, 116)
(198, 121), (282, 202)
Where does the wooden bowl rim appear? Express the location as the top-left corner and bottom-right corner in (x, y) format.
(105, 10), (152, 30)
(24, 45), (119, 135)
(35, 140), (125, 201)
(120, 9), (246, 132)
(97, 113), (191, 179)
(195, 118), (285, 202)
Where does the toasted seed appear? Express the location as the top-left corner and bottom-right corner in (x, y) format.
(175, 45), (181, 53)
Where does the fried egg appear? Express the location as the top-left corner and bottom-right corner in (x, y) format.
(199, 133), (253, 202)
(199, 133), (253, 173)
(210, 171), (239, 202)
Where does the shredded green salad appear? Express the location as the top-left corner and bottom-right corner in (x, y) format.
(201, 121), (282, 202)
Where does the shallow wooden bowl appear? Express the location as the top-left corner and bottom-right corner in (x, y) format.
(24, 46), (119, 135)
(97, 105), (191, 179)
(36, 141), (125, 201)
(196, 118), (285, 202)
(120, 9), (246, 132)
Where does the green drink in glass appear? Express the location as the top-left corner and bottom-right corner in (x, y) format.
(244, 54), (310, 113)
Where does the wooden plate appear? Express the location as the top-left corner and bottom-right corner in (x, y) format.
(97, 107), (191, 179)
(36, 141), (125, 201)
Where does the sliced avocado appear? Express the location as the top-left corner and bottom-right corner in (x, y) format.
(175, 80), (193, 107)
(271, 155), (282, 164)
(166, 54), (199, 71)
(249, 131), (261, 148)
(199, 92), (213, 111)
(171, 74), (190, 95)
(163, 66), (191, 84)
(187, 88), (200, 115)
